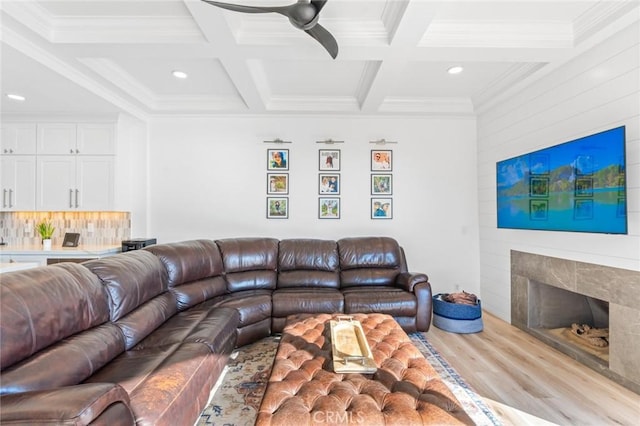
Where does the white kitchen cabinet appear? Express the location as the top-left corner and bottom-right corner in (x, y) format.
(0, 123), (37, 155)
(37, 156), (114, 210)
(36, 123), (76, 155)
(77, 124), (115, 155)
(0, 156), (36, 210)
(37, 123), (114, 155)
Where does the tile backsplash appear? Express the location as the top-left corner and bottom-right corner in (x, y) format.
(0, 211), (131, 246)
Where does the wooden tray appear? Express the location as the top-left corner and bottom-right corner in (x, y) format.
(330, 316), (377, 374)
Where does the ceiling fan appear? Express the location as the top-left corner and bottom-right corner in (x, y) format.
(201, 0), (338, 59)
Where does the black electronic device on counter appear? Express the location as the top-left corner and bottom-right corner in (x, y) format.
(122, 238), (157, 252)
(62, 233), (80, 247)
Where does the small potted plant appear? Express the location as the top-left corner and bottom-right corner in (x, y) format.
(36, 220), (55, 251)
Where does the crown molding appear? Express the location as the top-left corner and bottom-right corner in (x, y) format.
(79, 58), (156, 108)
(421, 20), (573, 48)
(234, 18), (388, 45)
(381, 0), (409, 43)
(80, 58), (247, 112)
(51, 16), (205, 43)
(573, 0), (639, 45)
(266, 96), (360, 112)
(151, 95), (248, 111)
(356, 61), (383, 106)
(473, 62), (548, 111)
(379, 97), (474, 115)
(1, 25), (148, 120)
(2, 1), (204, 44)
(1, 0), (53, 41)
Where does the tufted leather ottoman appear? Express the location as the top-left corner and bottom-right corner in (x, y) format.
(256, 313), (473, 425)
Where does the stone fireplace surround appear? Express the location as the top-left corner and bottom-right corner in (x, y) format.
(511, 250), (640, 394)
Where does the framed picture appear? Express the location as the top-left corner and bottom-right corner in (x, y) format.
(371, 150), (392, 171)
(319, 173), (340, 195)
(319, 197), (340, 219)
(319, 149), (340, 171)
(267, 149), (289, 170)
(267, 173), (289, 194)
(574, 199), (593, 220)
(371, 198), (392, 219)
(371, 174), (392, 195)
(267, 197), (288, 219)
(529, 177), (549, 197)
(529, 199), (548, 221)
(574, 177), (593, 197)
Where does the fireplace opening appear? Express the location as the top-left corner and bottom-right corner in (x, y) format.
(527, 280), (609, 365)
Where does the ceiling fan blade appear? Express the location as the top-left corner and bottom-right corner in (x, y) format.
(305, 24), (338, 59)
(201, 0), (286, 14)
(310, 0), (328, 14)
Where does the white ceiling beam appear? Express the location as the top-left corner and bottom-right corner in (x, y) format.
(184, 0), (266, 112)
(360, 0), (442, 113)
(0, 19), (148, 120)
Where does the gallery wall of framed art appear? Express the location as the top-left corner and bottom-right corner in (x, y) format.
(266, 148), (289, 218)
(318, 149), (341, 219)
(370, 149), (393, 219)
(264, 145), (395, 220)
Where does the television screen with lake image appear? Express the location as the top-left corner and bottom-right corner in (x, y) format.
(496, 126), (627, 234)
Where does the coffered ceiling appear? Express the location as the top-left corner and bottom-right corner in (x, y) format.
(1, 0), (638, 119)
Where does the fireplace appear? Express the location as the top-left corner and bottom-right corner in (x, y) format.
(511, 250), (640, 394)
(529, 281), (609, 364)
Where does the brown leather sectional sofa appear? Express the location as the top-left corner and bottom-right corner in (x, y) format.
(0, 236), (432, 425)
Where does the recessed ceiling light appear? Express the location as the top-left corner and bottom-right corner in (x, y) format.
(447, 66), (464, 75)
(6, 93), (26, 101)
(172, 70), (188, 79)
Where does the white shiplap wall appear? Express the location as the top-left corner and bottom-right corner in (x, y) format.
(477, 21), (640, 322)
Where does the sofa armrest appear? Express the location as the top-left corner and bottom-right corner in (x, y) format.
(395, 272), (428, 292)
(0, 383), (134, 425)
(414, 282), (433, 332)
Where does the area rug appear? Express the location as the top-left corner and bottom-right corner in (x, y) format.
(198, 333), (502, 426)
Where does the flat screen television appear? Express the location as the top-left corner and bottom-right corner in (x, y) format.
(496, 126), (627, 234)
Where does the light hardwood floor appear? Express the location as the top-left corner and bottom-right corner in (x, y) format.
(425, 311), (640, 426)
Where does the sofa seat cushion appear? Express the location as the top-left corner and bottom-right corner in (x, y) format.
(130, 306), (239, 354)
(0, 323), (125, 395)
(212, 290), (273, 327)
(0, 383), (135, 426)
(272, 288), (344, 317)
(85, 342), (223, 426)
(343, 286), (417, 316)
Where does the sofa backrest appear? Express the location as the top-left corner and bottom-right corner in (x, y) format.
(338, 237), (407, 288)
(216, 238), (278, 292)
(278, 239), (340, 289)
(84, 250), (175, 350)
(0, 263), (124, 395)
(144, 239), (227, 310)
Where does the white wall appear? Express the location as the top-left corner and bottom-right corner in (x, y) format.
(477, 22), (640, 321)
(114, 113), (148, 237)
(146, 115), (480, 296)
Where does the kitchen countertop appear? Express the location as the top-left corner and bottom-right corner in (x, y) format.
(0, 244), (121, 256)
(0, 262), (41, 273)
